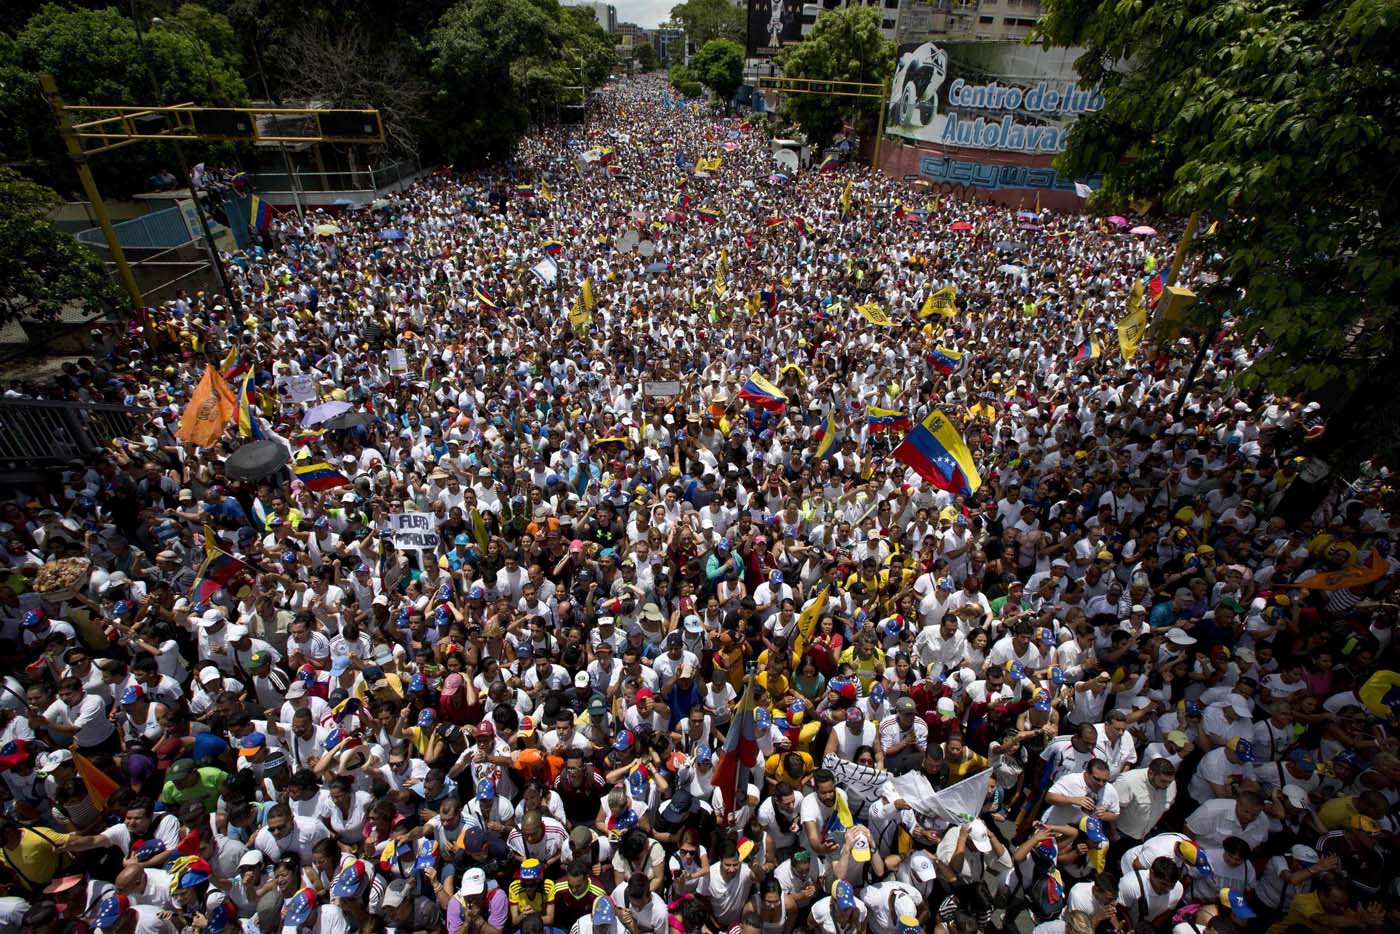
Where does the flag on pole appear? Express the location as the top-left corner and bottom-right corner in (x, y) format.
(473, 283), (500, 310)
(736, 373), (787, 412)
(792, 584), (830, 659)
(714, 249), (728, 298)
(530, 255), (558, 287)
(177, 365), (238, 448)
(711, 676), (759, 815)
(919, 285), (958, 319)
(840, 179), (852, 220)
(1073, 182), (1093, 199)
(470, 507), (490, 551)
(1117, 279), (1148, 360)
(539, 179), (555, 202)
(818, 152), (840, 172)
(892, 410), (982, 497)
(1035, 191), (1041, 213)
(581, 278), (597, 312)
(218, 346), (249, 382)
(695, 206), (721, 224)
(541, 239), (563, 256)
(514, 184), (536, 198)
(73, 751), (121, 811)
(191, 525), (252, 603)
(1073, 335), (1102, 362)
(568, 294), (592, 332)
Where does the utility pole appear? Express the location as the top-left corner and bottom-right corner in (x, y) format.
(40, 76), (144, 311)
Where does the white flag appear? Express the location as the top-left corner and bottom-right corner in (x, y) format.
(530, 255), (558, 288)
(1074, 182), (1093, 199)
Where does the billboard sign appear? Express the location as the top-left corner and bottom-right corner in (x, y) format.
(887, 41), (1102, 155)
(747, 0), (805, 58)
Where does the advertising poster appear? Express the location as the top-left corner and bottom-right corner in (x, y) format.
(887, 41), (1102, 155)
(747, 0), (805, 58)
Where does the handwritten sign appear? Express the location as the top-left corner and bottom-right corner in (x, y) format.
(275, 374), (318, 404)
(390, 512), (439, 551)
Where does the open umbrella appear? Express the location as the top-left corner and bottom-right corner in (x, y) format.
(321, 411), (376, 430)
(767, 173), (789, 184)
(1017, 223), (1041, 232)
(313, 223), (341, 237)
(223, 440), (289, 481)
(378, 228), (406, 241)
(722, 141), (739, 151)
(1130, 225), (1158, 236)
(303, 400), (352, 427)
(1107, 215), (1129, 227)
(949, 221), (974, 231)
(993, 240), (1023, 252)
(644, 261), (670, 274)
(997, 264), (1026, 275)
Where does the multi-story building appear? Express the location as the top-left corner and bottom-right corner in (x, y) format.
(583, 2), (617, 33)
(653, 24), (688, 66)
(795, 0), (1041, 46)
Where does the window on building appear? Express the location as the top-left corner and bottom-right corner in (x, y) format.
(979, 14), (993, 22)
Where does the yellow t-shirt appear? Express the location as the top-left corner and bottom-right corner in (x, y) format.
(839, 646), (885, 691)
(507, 879), (556, 914)
(946, 751), (989, 783)
(1, 828), (70, 890)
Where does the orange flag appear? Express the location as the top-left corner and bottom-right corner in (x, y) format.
(176, 365), (237, 447)
(1284, 549), (1389, 592)
(73, 751), (120, 811)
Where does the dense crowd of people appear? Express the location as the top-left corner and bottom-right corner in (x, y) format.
(1, 75), (1397, 934)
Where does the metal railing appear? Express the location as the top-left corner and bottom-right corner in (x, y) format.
(246, 158), (421, 195)
(0, 399), (151, 469)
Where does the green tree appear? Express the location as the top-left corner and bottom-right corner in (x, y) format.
(7, 4), (249, 196)
(668, 0), (744, 49)
(775, 6), (894, 147)
(0, 167), (121, 325)
(634, 41), (658, 73)
(1037, 0), (1400, 470)
(690, 38), (744, 103)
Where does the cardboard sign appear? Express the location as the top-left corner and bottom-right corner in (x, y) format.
(390, 512), (439, 551)
(643, 380), (682, 399)
(387, 349), (408, 374)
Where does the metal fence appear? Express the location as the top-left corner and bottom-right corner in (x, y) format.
(0, 399), (150, 469)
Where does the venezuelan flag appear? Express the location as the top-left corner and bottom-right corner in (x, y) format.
(514, 184), (536, 198)
(791, 216), (811, 237)
(695, 206), (720, 224)
(1073, 336), (1101, 362)
(249, 194), (272, 233)
(291, 429), (323, 447)
(473, 284), (500, 310)
(293, 461), (350, 492)
(1146, 267), (1170, 302)
(929, 345), (962, 375)
(764, 216), (787, 230)
(711, 676), (759, 814)
(219, 347), (249, 382)
(736, 373), (787, 413)
(673, 191), (690, 210)
(814, 412), (838, 460)
(192, 526), (253, 602)
(867, 407), (912, 433)
(236, 372), (263, 439)
(542, 239), (563, 256)
(818, 152), (840, 173)
(892, 410), (982, 497)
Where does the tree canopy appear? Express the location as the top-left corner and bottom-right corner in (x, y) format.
(689, 38), (744, 104)
(1037, 0), (1400, 465)
(668, 0), (744, 49)
(775, 6), (894, 147)
(0, 167), (120, 326)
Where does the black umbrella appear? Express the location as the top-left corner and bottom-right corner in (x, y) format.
(321, 411), (376, 430)
(994, 240), (1024, 253)
(223, 440), (289, 481)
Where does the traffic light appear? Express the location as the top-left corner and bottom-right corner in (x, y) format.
(317, 111), (382, 141)
(192, 108), (254, 139)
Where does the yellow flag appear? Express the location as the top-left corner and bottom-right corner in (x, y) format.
(581, 278), (597, 312)
(792, 584), (830, 659)
(568, 294), (591, 333)
(919, 285), (958, 319)
(840, 179), (852, 220)
(539, 179), (554, 202)
(470, 507), (490, 551)
(176, 365), (238, 448)
(1118, 278), (1148, 360)
(714, 248), (728, 298)
(855, 303), (893, 326)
